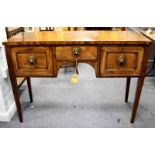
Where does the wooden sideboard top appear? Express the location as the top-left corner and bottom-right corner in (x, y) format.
(3, 31), (151, 45)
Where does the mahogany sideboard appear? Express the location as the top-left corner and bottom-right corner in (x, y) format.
(2, 31), (152, 123)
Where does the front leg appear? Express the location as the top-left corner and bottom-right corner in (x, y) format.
(125, 77), (131, 103)
(27, 77), (33, 103)
(130, 77), (145, 123)
(10, 76), (23, 122)
(5, 46), (23, 122)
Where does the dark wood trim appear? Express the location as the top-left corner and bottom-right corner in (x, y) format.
(131, 77), (145, 123)
(125, 77), (131, 102)
(5, 27), (33, 107)
(130, 46), (151, 123)
(5, 27), (24, 39)
(27, 77), (33, 103)
(5, 46), (23, 122)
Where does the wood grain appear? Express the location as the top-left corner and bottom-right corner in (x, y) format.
(100, 46), (144, 76)
(11, 47), (53, 77)
(3, 30), (152, 123)
(56, 46), (97, 61)
(3, 31), (151, 45)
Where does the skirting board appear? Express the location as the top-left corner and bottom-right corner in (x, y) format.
(0, 102), (16, 122)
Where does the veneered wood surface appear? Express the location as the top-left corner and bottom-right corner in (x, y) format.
(11, 47), (53, 77)
(56, 46), (97, 61)
(3, 30), (152, 123)
(100, 46), (144, 76)
(3, 31), (151, 45)
(54, 61), (99, 77)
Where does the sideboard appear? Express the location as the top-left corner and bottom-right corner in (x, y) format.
(2, 31), (152, 123)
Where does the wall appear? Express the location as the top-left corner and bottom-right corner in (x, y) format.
(0, 27), (16, 121)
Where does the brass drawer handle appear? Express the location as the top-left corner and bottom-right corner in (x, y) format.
(72, 47), (80, 58)
(117, 55), (125, 67)
(28, 55), (37, 65)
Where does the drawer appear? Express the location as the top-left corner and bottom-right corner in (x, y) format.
(100, 46), (144, 76)
(11, 47), (53, 76)
(55, 46), (97, 61)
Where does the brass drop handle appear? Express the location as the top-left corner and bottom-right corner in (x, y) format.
(117, 55), (125, 67)
(28, 55), (37, 65)
(72, 47), (80, 58)
(70, 57), (79, 84)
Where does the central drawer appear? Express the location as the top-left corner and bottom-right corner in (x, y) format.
(55, 46), (98, 61)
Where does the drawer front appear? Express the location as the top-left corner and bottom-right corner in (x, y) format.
(55, 46), (97, 61)
(100, 46), (144, 76)
(11, 47), (53, 76)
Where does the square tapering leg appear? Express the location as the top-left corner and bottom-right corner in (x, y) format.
(125, 77), (131, 103)
(27, 77), (33, 103)
(130, 77), (145, 123)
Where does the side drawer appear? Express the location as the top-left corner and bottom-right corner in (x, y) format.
(100, 46), (144, 76)
(11, 47), (53, 76)
(55, 46), (98, 61)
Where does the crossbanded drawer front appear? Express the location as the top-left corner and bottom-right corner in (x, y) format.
(17, 53), (47, 69)
(11, 47), (53, 76)
(100, 46), (144, 76)
(55, 46), (98, 61)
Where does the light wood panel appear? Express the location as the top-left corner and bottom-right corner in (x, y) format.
(3, 31), (151, 46)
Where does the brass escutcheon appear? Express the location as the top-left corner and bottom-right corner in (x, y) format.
(117, 55), (125, 67)
(27, 55), (37, 65)
(72, 47), (80, 58)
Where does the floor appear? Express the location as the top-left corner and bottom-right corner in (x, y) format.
(0, 63), (155, 128)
